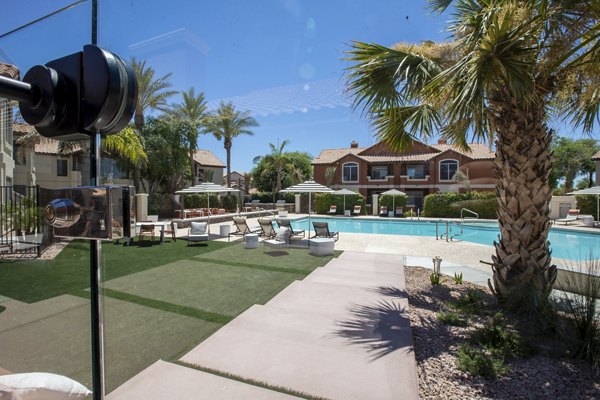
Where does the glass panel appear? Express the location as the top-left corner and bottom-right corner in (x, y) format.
(407, 164), (425, 179)
(371, 165), (388, 179)
(0, 0), (93, 393)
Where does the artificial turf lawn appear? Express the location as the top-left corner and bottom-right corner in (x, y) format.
(0, 238), (231, 303)
(0, 238), (340, 392)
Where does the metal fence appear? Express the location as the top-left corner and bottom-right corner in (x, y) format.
(0, 185), (49, 257)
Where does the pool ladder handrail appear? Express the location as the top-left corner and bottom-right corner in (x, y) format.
(461, 208), (479, 220)
(436, 219), (464, 242)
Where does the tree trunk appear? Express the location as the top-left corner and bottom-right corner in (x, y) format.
(190, 150), (196, 185)
(225, 138), (232, 187)
(487, 90), (557, 312)
(133, 108), (144, 192)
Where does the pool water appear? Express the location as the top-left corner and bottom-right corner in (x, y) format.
(292, 217), (600, 262)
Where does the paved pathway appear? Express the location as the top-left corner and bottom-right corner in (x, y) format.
(110, 251), (418, 400)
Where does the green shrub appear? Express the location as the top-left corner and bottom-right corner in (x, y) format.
(576, 195), (597, 217)
(449, 289), (485, 314)
(314, 192), (365, 214)
(453, 272), (464, 284)
(251, 192), (295, 203)
(472, 313), (530, 358)
(183, 194), (219, 209)
(438, 310), (468, 326)
(430, 272), (441, 285)
(423, 191), (497, 218)
(220, 194), (238, 211)
(557, 259), (600, 371)
(456, 345), (509, 379)
(379, 194), (407, 210)
(0, 305), (5, 314)
(148, 193), (170, 216)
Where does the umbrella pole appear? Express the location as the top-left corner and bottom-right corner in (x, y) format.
(309, 192), (311, 242)
(207, 194), (210, 234)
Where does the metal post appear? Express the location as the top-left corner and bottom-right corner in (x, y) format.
(90, 3), (104, 399)
(89, 133), (105, 400)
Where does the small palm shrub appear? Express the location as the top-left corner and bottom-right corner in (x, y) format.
(453, 272), (464, 284)
(438, 310), (468, 326)
(449, 289), (485, 314)
(457, 345), (509, 379)
(430, 272), (441, 285)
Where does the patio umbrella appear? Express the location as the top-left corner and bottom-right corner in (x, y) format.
(333, 188), (358, 213)
(380, 188), (407, 213)
(175, 182), (239, 233)
(567, 186), (600, 221)
(280, 180), (334, 236)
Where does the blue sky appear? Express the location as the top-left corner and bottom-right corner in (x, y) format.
(0, 0), (452, 174)
(3, 1), (590, 175)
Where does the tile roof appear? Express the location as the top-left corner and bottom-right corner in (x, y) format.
(194, 149), (225, 167)
(593, 150), (600, 160)
(312, 141), (494, 164)
(13, 123), (83, 155)
(0, 63), (19, 79)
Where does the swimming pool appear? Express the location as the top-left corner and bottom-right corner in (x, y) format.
(292, 217), (600, 262)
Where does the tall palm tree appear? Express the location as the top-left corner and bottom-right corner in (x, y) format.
(205, 102), (258, 186)
(168, 87), (207, 185)
(253, 140), (295, 201)
(346, 1), (600, 312)
(130, 58), (177, 191)
(103, 126), (148, 171)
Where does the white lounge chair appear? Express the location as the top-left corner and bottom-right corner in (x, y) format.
(353, 205), (362, 216)
(327, 205), (337, 215)
(556, 209), (580, 225)
(188, 222), (209, 246)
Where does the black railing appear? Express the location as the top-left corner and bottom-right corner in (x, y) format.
(0, 185), (47, 256)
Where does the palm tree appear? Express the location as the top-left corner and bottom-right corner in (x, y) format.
(130, 58), (177, 191)
(168, 87), (207, 185)
(346, 1), (600, 312)
(103, 126), (148, 172)
(205, 102), (258, 187)
(253, 140), (294, 201)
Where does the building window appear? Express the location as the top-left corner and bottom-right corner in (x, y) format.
(439, 159), (458, 180)
(57, 159), (68, 177)
(342, 162), (358, 182)
(371, 165), (388, 180)
(72, 155), (81, 171)
(407, 164), (426, 179)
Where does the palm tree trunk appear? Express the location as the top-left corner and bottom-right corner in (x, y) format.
(133, 109), (145, 192)
(487, 90), (557, 311)
(225, 139), (232, 187)
(190, 150), (196, 185)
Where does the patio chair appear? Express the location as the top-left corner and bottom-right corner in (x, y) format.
(163, 220), (177, 242)
(275, 199), (286, 211)
(353, 205), (362, 216)
(249, 199), (261, 210)
(263, 227), (290, 254)
(379, 206), (388, 217)
(275, 218), (305, 238)
(258, 218), (277, 238)
(327, 205), (337, 215)
(556, 209), (580, 225)
(395, 206), (404, 217)
(229, 216), (261, 241)
(188, 222), (209, 246)
(139, 224), (156, 244)
(311, 221), (339, 241)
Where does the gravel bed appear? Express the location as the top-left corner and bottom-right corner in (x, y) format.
(405, 266), (600, 400)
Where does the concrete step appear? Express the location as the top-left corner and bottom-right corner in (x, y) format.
(304, 267), (406, 291)
(107, 360), (302, 400)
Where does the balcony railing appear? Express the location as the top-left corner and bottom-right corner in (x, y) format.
(401, 174), (430, 181)
(367, 175), (394, 182)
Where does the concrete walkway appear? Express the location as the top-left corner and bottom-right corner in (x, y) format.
(180, 251), (418, 400)
(109, 251), (418, 400)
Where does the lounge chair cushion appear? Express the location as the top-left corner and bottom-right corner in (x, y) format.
(0, 372), (91, 399)
(190, 222), (208, 234)
(275, 227), (291, 244)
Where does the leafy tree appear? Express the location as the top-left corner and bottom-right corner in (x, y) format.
(168, 87), (207, 185)
(142, 116), (193, 210)
(551, 137), (599, 192)
(252, 148), (311, 195)
(103, 126), (147, 174)
(346, 1), (600, 312)
(130, 58), (177, 191)
(205, 102), (258, 186)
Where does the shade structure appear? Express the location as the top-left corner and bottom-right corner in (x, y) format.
(380, 189), (407, 213)
(567, 186), (600, 221)
(175, 182), (239, 233)
(333, 188), (358, 212)
(280, 180), (334, 236)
